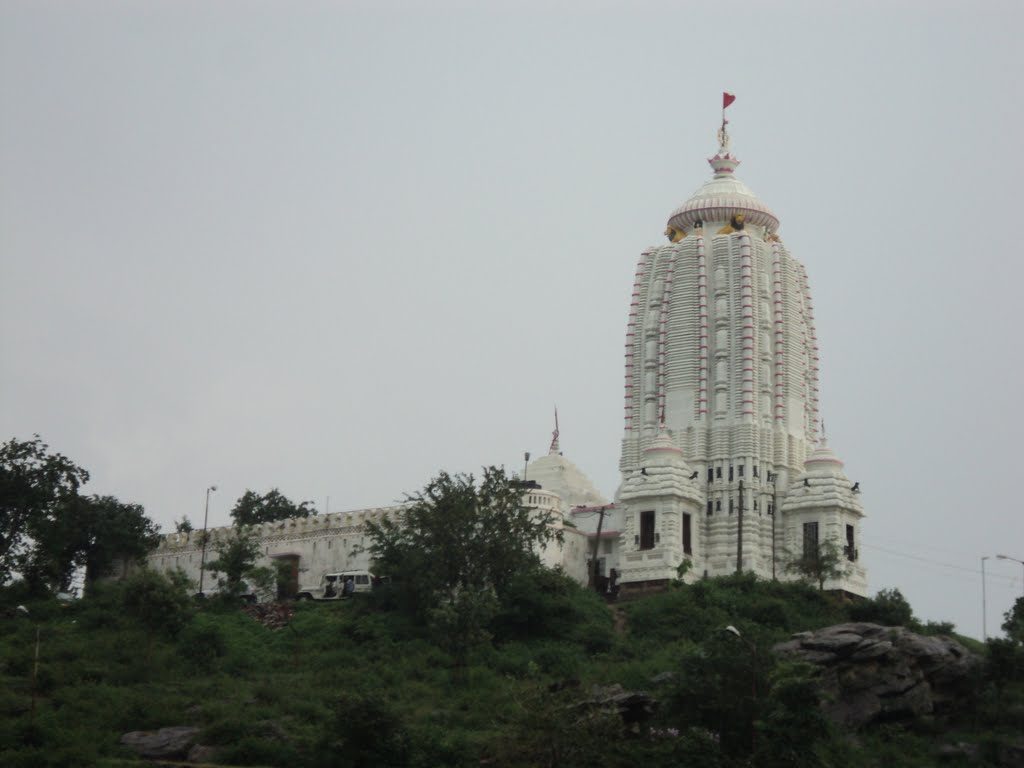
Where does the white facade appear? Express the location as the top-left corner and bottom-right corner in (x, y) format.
(614, 129), (867, 595)
(146, 492), (589, 595)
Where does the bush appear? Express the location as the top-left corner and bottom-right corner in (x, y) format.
(178, 616), (228, 671)
(848, 588), (915, 627)
(491, 566), (613, 652)
(312, 693), (412, 768)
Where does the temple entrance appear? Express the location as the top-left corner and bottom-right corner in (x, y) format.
(271, 554), (300, 600)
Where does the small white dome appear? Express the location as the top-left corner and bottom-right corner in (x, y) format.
(666, 150), (779, 233)
(526, 451), (608, 511)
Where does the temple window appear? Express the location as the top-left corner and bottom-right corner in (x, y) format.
(639, 510), (656, 550)
(683, 513), (692, 555)
(802, 521), (819, 559)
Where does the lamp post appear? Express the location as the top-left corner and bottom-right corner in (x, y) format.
(996, 554), (1024, 597)
(198, 485), (217, 597)
(982, 555), (990, 642)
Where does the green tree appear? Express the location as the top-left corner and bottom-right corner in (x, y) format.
(1003, 596), (1024, 644)
(367, 467), (560, 667)
(122, 567), (192, 640)
(0, 436), (89, 585)
(174, 516), (193, 534)
(22, 494), (159, 593)
(785, 538), (847, 591)
(848, 587), (915, 627)
(203, 527), (274, 600)
(229, 488), (315, 527)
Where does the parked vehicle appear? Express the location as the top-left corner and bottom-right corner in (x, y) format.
(296, 571), (374, 601)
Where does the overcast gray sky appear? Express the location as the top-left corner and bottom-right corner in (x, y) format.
(2, 0), (1022, 639)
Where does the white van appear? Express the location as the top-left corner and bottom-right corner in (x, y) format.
(296, 570), (374, 601)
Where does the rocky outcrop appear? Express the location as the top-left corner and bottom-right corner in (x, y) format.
(578, 683), (657, 726)
(773, 623), (980, 729)
(119, 726), (201, 760)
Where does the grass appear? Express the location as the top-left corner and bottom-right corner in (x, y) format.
(1, 572), (1020, 767)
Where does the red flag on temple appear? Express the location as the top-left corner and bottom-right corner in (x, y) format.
(723, 92), (736, 109)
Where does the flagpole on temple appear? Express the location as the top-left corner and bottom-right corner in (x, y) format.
(720, 91), (736, 149)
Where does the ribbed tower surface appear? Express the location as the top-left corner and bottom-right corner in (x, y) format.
(615, 128), (866, 593)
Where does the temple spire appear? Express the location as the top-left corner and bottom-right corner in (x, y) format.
(549, 407), (560, 454)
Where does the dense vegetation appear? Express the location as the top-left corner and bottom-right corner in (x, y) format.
(2, 569), (1022, 768)
(3, 447), (1022, 766)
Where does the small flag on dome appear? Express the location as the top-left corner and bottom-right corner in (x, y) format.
(723, 92), (736, 109)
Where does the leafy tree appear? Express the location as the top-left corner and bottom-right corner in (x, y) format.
(230, 488), (315, 527)
(203, 527), (274, 600)
(755, 662), (852, 768)
(174, 516), (193, 534)
(1003, 596), (1024, 644)
(0, 436), (89, 585)
(21, 494), (159, 593)
(367, 467), (560, 667)
(312, 693), (411, 768)
(848, 587), (915, 627)
(785, 538), (847, 591)
(122, 567), (192, 639)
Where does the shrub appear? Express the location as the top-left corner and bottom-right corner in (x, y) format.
(848, 588), (915, 627)
(491, 566), (613, 652)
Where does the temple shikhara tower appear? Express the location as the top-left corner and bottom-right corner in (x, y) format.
(612, 94), (867, 594)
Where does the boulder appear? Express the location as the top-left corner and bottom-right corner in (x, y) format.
(187, 744), (220, 764)
(773, 623), (980, 730)
(580, 683), (657, 725)
(120, 726), (200, 760)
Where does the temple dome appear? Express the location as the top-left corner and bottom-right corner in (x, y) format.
(526, 450), (608, 512)
(784, 436), (864, 516)
(666, 150), (780, 233)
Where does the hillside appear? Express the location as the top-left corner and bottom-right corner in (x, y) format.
(1, 571), (1021, 768)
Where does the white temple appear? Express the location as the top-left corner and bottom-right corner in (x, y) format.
(144, 105), (867, 598)
(572, 111), (867, 595)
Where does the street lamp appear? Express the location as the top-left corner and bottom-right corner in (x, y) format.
(198, 485), (217, 597)
(982, 556), (990, 642)
(996, 554), (1024, 597)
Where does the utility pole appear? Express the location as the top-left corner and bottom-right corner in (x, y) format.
(198, 485), (217, 597)
(589, 505), (608, 591)
(736, 478), (744, 574)
(770, 474), (778, 580)
(982, 555), (990, 642)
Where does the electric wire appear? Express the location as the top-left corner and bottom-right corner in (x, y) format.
(860, 542), (1019, 586)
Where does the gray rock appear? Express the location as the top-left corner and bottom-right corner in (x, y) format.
(187, 744), (220, 764)
(936, 741), (980, 761)
(771, 623), (980, 730)
(581, 684), (657, 724)
(850, 640), (893, 660)
(804, 632), (864, 653)
(120, 726), (200, 760)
